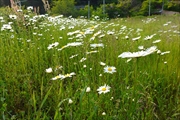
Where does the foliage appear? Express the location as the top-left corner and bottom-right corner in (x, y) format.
(92, 5), (108, 19)
(164, 1), (180, 12)
(78, 5), (94, 18)
(51, 0), (77, 17)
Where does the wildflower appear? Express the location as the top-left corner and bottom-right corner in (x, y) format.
(157, 50), (161, 54)
(86, 87), (91, 92)
(51, 74), (64, 80)
(98, 34), (105, 38)
(79, 57), (86, 62)
(153, 39), (161, 44)
(118, 46), (157, 58)
(67, 42), (83, 47)
(47, 42), (59, 50)
(93, 30), (102, 37)
(97, 84), (111, 94)
(102, 112), (106, 115)
(69, 54), (78, 59)
(17, 9), (23, 12)
(0, 16), (3, 20)
(144, 34), (156, 40)
(90, 43), (104, 48)
(110, 97), (114, 101)
(138, 46), (144, 50)
(27, 6), (33, 11)
(132, 36), (141, 41)
(1, 24), (12, 31)
(46, 67), (53, 73)
(118, 51), (145, 58)
(68, 99), (73, 104)
(125, 36), (129, 39)
(9, 15), (17, 20)
(64, 72), (76, 78)
(58, 45), (68, 51)
(55, 65), (63, 71)
(160, 51), (170, 55)
(104, 66), (116, 74)
(100, 62), (106, 66)
(107, 30), (115, 35)
(143, 46), (157, 56)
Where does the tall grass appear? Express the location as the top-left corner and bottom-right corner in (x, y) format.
(0, 7), (180, 119)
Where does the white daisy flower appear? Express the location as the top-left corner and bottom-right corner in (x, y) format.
(9, 15), (17, 20)
(132, 36), (141, 41)
(79, 57), (87, 62)
(68, 99), (73, 104)
(46, 68), (53, 73)
(153, 39), (161, 43)
(100, 62), (106, 66)
(104, 66), (116, 74)
(97, 84), (111, 94)
(51, 74), (64, 80)
(64, 72), (76, 78)
(86, 87), (91, 92)
(27, 6), (33, 11)
(90, 43), (104, 48)
(102, 112), (106, 115)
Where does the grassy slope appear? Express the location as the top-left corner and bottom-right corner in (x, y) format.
(0, 8), (180, 119)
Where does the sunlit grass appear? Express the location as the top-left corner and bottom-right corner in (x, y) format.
(0, 7), (180, 119)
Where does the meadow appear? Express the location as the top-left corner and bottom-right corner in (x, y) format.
(0, 7), (180, 120)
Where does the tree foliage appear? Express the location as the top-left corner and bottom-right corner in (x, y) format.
(51, 0), (77, 17)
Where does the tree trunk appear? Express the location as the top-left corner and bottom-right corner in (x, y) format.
(41, 0), (50, 12)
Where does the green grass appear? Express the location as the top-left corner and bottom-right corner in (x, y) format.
(0, 7), (180, 119)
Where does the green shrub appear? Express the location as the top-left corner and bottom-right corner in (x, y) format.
(164, 1), (180, 12)
(78, 5), (94, 18)
(51, 0), (77, 17)
(92, 5), (108, 19)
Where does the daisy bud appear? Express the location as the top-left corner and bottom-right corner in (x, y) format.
(68, 99), (73, 104)
(86, 87), (91, 92)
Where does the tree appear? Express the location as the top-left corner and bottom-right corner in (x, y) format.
(51, 0), (77, 17)
(0, 0), (10, 7)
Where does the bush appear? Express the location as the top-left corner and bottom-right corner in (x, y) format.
(78, 5), (94, 18)
(105, 3), (120, 18)
(92, 5), (108, 19)
(51, 0), (77, 17)
(164, 1), (180, 12)
(139, 0), (163, 16)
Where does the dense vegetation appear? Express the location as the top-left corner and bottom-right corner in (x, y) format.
(0, 7), (180, 119)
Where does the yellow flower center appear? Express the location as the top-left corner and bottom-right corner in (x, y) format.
(101, 87), (106, 91)
(108, 67), (112, 71)
(65, 74), (70, 77)
(55, 76), (60, 79)
(80, 32), (84, 35)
